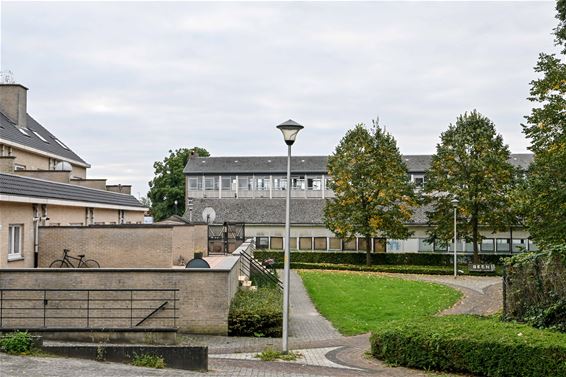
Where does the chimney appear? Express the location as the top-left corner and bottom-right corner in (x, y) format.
(0, 84), (28, 128)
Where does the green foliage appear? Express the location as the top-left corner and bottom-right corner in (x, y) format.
(424, 110), (516, 262)
(0, 331), (33, 355)
(254, 250), (509, 267)
(228, 287), (283, 337)
(520, 2), (566, 247)
(147, 147), (209, 221)
(504, 244), (566, 332)
(324, 121), (416, 265)
(299, 271), (461, 335)
(131, 352), (166, 369)
(255, 348), (302, 361)
(370, 315), (566, 377)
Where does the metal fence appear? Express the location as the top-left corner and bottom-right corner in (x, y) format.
(0, 288), (179, 330)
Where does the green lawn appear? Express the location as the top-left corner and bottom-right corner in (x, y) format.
(299, 270), (461, 335)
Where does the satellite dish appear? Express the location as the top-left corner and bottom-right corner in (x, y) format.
(202, 207), (216, 224)
(54, 161), (72, 171)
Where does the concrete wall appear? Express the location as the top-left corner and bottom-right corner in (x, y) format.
(9, 146), (87, 179)
(0, 259), (240, 334)
(38, 224), (208, 268)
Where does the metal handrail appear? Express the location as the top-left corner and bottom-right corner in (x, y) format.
(0, 288), (179, 330)
(239, 247), (283, 290)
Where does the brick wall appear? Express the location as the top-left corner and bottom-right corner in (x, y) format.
(39, 224), (208, 268)
(0, 259), (240, 334)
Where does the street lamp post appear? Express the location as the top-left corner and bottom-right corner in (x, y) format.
(276, 119), (303, 354)
(451, 198), (459, 278)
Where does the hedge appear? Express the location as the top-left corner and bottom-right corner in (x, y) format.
(504, 244), (566, 332)
(228, 288), (282, 337)
(254, 250), (509, 267)
(371, 315), (566, 377)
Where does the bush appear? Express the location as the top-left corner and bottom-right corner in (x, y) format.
(0, 331), (33, 355)
(228, 287), (282, 337)
(370, 316), (566, 377)
(287, 262), (453, 275)
(504, 244), (566, 332)
(131, 353), (166, 369)
(255, 250), (508, 267)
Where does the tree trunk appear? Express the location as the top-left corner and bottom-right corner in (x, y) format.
(472, 213), (480, 263)
(366, 235), (372, 266)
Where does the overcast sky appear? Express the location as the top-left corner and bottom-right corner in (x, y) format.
(0, 1), (558, 197)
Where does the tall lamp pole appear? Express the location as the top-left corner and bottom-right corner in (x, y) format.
(276, 119), (303, 354)
(451, 198), (459, 278)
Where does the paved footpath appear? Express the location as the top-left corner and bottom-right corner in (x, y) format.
(1, 271), (500, 376)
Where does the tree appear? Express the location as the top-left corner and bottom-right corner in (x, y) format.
(147, 147), (209, 221)
(521, 0), (566, 246)
(424, 110), (515, 262)
(324, 122), (416, 265)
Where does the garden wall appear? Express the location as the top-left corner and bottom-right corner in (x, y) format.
(0, 257), (240, 335)
(38, 224), (208, 268)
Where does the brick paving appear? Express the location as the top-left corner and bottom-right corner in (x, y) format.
(3, 271), (500, 376)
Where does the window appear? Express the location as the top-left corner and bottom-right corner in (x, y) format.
(299, 237), (313, 250)
(238, 177), (251, 190)
(14, 164), (26, 171)
(481, 239), (495, 253)
(528, 239), (538, 252)
(343, 239), (357, 251)
(314, 237), (327, 250)
(418, 238), (434, 252)
(221, 176), (236, 190)
(325, 177), (334, 190)
(188, 177), (202, 190)
(8, 225), (22, 259)
(270, 237), (283, 250)
(307, 177), (322, 190)
(256, 237), (269, 249)
(374, 238), (386, 253)
(289, 237), (297, 250)
(255, 176), (270, 191)
(328, 237), (341, 250)
(433, 240), (448, 252)
(18, 128), (30, 137)
(32, 130), (49, 143)
(358, 238), (369, 252)
(204, 177), (218, 190)
(412, 174), (425, 187)
(53, 138), (69, 150)
(273, 177), (287, 190)
(291, 176), (305, 190)
(512, 239), (526, 253)
(496, 239), (510, 252)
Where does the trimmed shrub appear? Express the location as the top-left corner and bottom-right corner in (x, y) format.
(255, 250), (508, 267)
(287, 262), (453, 275)
(371, 316), (566, 377)
(228, 288), (282, 337)
(504, 244), (566, 332)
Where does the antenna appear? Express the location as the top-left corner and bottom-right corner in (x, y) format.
(0, 70), (15, 84)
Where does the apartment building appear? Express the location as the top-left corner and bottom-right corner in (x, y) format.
(0, 83), (146, 268)
(184, 154), (535, 254)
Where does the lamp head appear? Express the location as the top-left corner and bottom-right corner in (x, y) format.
(451, 198), (459, 207)
(276, 119), (304, 146)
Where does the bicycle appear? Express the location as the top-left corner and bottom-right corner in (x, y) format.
(49, 249), (100, 268)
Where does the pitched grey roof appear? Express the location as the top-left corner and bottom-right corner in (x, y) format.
(186, 198), (430, 225)
(185, 154), (532, 175)
(0, 173), (145, 208)
(0, 111), (89, 166)
(184, 156), (329, 175)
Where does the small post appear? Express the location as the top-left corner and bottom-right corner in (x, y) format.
(130, 291), (133, 328)
(43, 290), (47, 328)
(86, 291), (90, 328)
(173, 290), (177, 328)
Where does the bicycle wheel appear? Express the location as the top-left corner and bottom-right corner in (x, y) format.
(80, 259), (100, 268)
(49, 260), (70, 268)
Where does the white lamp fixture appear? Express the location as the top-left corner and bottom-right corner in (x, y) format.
(277, 119), (304, 146)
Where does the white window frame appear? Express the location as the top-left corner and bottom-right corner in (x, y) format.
(8, 224), (23, 260)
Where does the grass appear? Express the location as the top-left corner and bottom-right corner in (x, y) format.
(255, 347), (302, 361)
(299, 270), (461, 335)
(131, 353), (166, 369)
